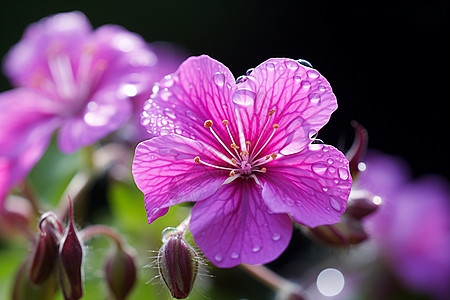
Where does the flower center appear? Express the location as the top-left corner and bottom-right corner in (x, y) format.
(194, 109), (278, 184)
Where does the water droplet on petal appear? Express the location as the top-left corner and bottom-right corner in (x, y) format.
(308, 93), (321, 104)
(272, 233), (281, 241)
(294, 75), (302, 82)
(213, 72), (225, 86)
(151, 207), (159, 215)
(160, 88), (171, 101)
(285, 60), (299, 70)
(330, 198), (341, 212)
(307, 70), (320, 79)
(266, 62), (275, 70)
(338, 168), (349, 180)
(214, 253), (223, 262)
(312, 162), (328, 175)
(322, 187), (329, 192)
(252, 245), (261, 253)
(334, 179), (339, 184)
(231, 252), (239, 259)
(301, 80), (311, 90)
(236, 75), (247, 84)
(297, 59), (313, 68)
(328, 166), (336, 173)
(309, 130), (318, 140)
(327, 158), (334, 164)
(246, 68), (254, 76)
(232, 89), (256, 106)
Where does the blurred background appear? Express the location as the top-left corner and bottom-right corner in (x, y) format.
(0, 1), (448, 300)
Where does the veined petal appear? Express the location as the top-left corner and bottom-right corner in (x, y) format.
(190, 181), (292, 268)
(132, 135), (227, 223)
(2, 11), (92, 88)
(236, 58), (337, 156)
(142, 55), (238, 148)
(261, 144), (352, 227)
(57, 85), (132, 153)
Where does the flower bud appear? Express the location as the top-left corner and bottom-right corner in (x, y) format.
(57, 204), (84, 300)
(346, 189), (381, 220)
(158, 229), (198, 299)
(303, 216), (368, 247)
(104, 244), (137, 300)
(29, 220), (61, 285)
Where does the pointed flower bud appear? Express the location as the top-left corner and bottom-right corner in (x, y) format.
(29, 213), (63, 285)
(58, 202), (84, 300)
(303, 216), (368, 247)
(158, 227), (199, 299)
(104, 244), (137, 300)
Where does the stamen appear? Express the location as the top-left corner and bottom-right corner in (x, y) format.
(252, 125), (279, 160)
(271, 153), (277, 159)
(204, 120), (213, 128)
(231, 158), (237, 165)
(222, 120), (229, 126)
(193, 156), (234, 171)
(249, 174), (262, 186)
(261, 168), (267, 173)
(265, 155), (270, 160)
(231, 143), (240, 149)
(204, 120), (240, 161)
(229, 170), (236, 177)
(250, 109), (276, 159)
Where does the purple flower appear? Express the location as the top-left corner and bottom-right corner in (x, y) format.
(0, 11), (158, 203)
(132, 55), (352, 267)
(359, 152), (450, 299)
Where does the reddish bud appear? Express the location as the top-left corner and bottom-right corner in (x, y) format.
(158, 229), (198, 299)
(58, 203), (84, 300)
(29, 218), (61, 285)
(346, 189), (381, 220)
(304, 216), (368, 247)
(104, 245), (137, 300)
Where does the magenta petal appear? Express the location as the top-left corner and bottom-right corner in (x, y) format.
(132, 134), (227, 223)
(142, 55), (237, 146)
(190, 181), (292, 268)
(236, 58), (337, 155)
(57, 85), (132, 153)
(261, 144), (352, 227)
(3, 11), (92, 87)
(0, 89), (60, 186)
(0, 158), (12, 207)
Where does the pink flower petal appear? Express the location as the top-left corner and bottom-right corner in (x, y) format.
(3, 11), (92, 88)
(236, 58), (337, 155)
(190, 180), (292, 268)
(0, 89), (60, 189)
(261, 144), (352, 227)
(57, 85), (132, 153)
(132, 134), (228, 223)
(142, 55), (238, 147)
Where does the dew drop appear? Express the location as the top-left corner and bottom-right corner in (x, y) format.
(150, 207), (159, 215)
(322, 187), (328, 192)
(328, 166), (336, 173)
(164, 108), (176, 119)
(297, 58), (313, 68)
(236, 75), (247, 84)
(246, 68), (254, 76)
(327, 158), (334, 164)
(266, 62), (275, 70)
(312, 162), (328, 175)
(161, 227), (177, 243)
(338, 168), (349, 180)
(301, 80), (311, 90)
(213, 72), (225, 86)
(294, 75), (302, 82)
(272, 233), (281, 241)
(330, 198), (341, 212)
(214, 253), (223, 262)
(232, 89), (256, 106)
(307, 70), (320, 79)
(163, 75), (174, 87)
(285, 60), (299, 70)
(231, 252), (239, 259)
(334, 179), (339, 184)
(308, 93), (321, 104)
(140, 114), (150, 126)
(309, 130), (318, 140)
(160, 88), (171, 101)
(252, 245), (261, 253)
(318, 85), (327, 92)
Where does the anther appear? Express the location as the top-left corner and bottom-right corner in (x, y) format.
(222, 120), (229, 126)
(273, 124), (279, 129)
(241, 150), (248, 156)
(194, 156), (200, 163)
(261, 168), (267, 173)
(231, 158), (237, 164)
(269, 109), (276, 116)
(246, 141), (251, 146)
(231, 143), (239, 149)
(229, 170), (236, 177)
(204, 120), (213, 128)
(265, 155), (271, 160)
(271, 153), (277, 160)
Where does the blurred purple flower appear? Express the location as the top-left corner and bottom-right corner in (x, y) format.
(0, 11), (169, 205)
(358, 152), (450, 299)
(132, 55), (352, 267)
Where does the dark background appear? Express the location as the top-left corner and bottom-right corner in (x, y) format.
(1, 0), (448, 179)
